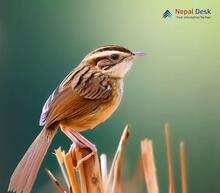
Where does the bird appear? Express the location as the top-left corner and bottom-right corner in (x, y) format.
(8, 45), (145, 193)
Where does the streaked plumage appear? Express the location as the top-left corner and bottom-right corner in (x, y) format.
(8, 45), (143, 193)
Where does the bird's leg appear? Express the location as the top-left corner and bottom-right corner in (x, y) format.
(68, 130), (97, 168)
(60, 126), (87, 149)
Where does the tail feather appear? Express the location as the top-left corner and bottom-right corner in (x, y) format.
(8, 128), (56, 193)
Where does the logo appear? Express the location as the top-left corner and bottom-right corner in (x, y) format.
(162, 8), (211, 19)
(162, 10), (172, 18)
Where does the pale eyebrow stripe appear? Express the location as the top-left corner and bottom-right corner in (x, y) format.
(86, 51), (125, 61)
(90, 45), (131, 54)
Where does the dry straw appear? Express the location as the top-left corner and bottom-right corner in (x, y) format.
(46, 124), (188, 193)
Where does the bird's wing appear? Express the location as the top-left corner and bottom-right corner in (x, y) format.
(72, 70), (112, 100)
(39, 66), (87, 126)
(40, 68), (112, 128)
(39, 87), (60, 126)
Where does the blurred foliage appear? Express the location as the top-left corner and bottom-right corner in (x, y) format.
(0, 1), (220, 193)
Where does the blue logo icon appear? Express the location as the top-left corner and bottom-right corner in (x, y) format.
(162, 10), (172, 18)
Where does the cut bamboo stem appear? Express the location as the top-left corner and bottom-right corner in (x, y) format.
(141, 139), (159, 193)
(180, 142), (188, 193)
(75, 147), (88, 193)
(55, 147), (70, 189)
(72, 146), (104, 193)
(83, 149), (104, 193)
(165, 124), (176, 193)
(64, 151), (80, 193)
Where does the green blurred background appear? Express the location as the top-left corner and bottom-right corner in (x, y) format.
(1, 0), (220, 193)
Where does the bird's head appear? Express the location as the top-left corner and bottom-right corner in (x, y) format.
(82, 45), (145, 79)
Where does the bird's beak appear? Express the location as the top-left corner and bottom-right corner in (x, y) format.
(132, 51), (146, 57)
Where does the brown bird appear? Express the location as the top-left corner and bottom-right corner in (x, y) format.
(8, 45), (144, 193)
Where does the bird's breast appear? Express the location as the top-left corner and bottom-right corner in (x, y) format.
(91, 80), (123, 125)
(64, 80), (123, 131)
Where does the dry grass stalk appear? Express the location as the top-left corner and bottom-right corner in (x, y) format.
(180, 142), (187, 193)
(100, 154), (108, 192)
(64, 151), (80, 193)
(46, 126), (129, 193)
(107, 125), (130, 193)
(46, 124), (189, 193)
(47, 144), (104, 193)
(165, 123), (176, 193)
(141, 139), (159, 193)
(45, 168), (66, 193)
(55, 147), (70, 189)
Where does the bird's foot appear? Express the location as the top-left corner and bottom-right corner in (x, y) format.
(76, 144), (97, 168)
(64, 129), (97, 168)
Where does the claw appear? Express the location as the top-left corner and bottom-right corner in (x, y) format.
(76, 149), (97, 169)
(62, 128), (97, 169)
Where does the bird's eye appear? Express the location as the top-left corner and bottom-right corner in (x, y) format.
(110, 54), (119, 60)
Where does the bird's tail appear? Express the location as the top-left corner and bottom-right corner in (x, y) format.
(8, 127), (56, 193)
